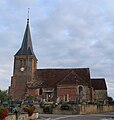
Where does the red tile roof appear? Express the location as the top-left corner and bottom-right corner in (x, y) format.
(32, 68), (91, 88)
(57, 70), (88, 85)
(91, 78), (107, 90)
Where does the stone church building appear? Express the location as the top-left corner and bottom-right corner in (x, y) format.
(9, 19), (107, 103)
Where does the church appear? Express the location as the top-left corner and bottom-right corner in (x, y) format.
(9, 18), (107, 104)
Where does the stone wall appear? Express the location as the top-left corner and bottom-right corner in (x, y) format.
(44, 104), (114, 115)
(5, 112), (39, 120)
(79, 105), (114, 114)
(94, 90), (107, 100)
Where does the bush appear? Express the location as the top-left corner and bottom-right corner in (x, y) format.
(110, 101), (114, 105)
(23, 104), (35, 116)
(51, 102), (57, 108)
(0, 106), (8, 120)
(61, 103), (70, 110)
(39, 102), (45, 108)
(43, 105), (53, 114)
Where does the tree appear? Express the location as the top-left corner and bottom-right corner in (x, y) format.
(0, 90), (12, 105)
(107, 96), (114, 104)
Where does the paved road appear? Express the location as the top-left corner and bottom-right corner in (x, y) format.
(38, 112), (114, 120)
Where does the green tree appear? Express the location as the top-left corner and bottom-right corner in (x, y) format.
(0, 90), (12, 105)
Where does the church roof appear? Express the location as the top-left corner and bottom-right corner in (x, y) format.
(91, 78), (107, 90)
(29, 68), (91, 88)
(57, 70), (88, 85)
(15, 19), (35, 56)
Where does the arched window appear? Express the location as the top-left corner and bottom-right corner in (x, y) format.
(39, 88), (42, 95)
(64, 94), (69, 102)
(79, 86), (83, 96)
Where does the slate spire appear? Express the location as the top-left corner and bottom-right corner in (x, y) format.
(15, 18), (35, 56)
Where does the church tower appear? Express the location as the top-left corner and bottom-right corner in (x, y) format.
(10, 18), (37, 100)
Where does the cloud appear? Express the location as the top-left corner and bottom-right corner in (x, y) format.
(0, 0), (114, 98)
(33, 0), (114, 98)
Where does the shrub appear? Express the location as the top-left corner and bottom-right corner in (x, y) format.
(52, 102), (57, 108)
(109, 101), (114, 105)
(39, 102), (45, 108)
(61, 103), (70, 110)
(0, 106), (8, 120)
(43, 105), (53, 114)
(23, 105), (35, 116)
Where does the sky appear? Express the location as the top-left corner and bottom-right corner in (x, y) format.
(0, 0), (114, 98)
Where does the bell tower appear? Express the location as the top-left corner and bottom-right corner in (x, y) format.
(10, 18), (37, 100)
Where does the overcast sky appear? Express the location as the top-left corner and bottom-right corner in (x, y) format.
(0, 0), (114, 98)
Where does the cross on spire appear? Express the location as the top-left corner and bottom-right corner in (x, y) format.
(27, 8), (30, 24)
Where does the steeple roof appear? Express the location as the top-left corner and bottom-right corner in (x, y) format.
(15, 19), (35, 56)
